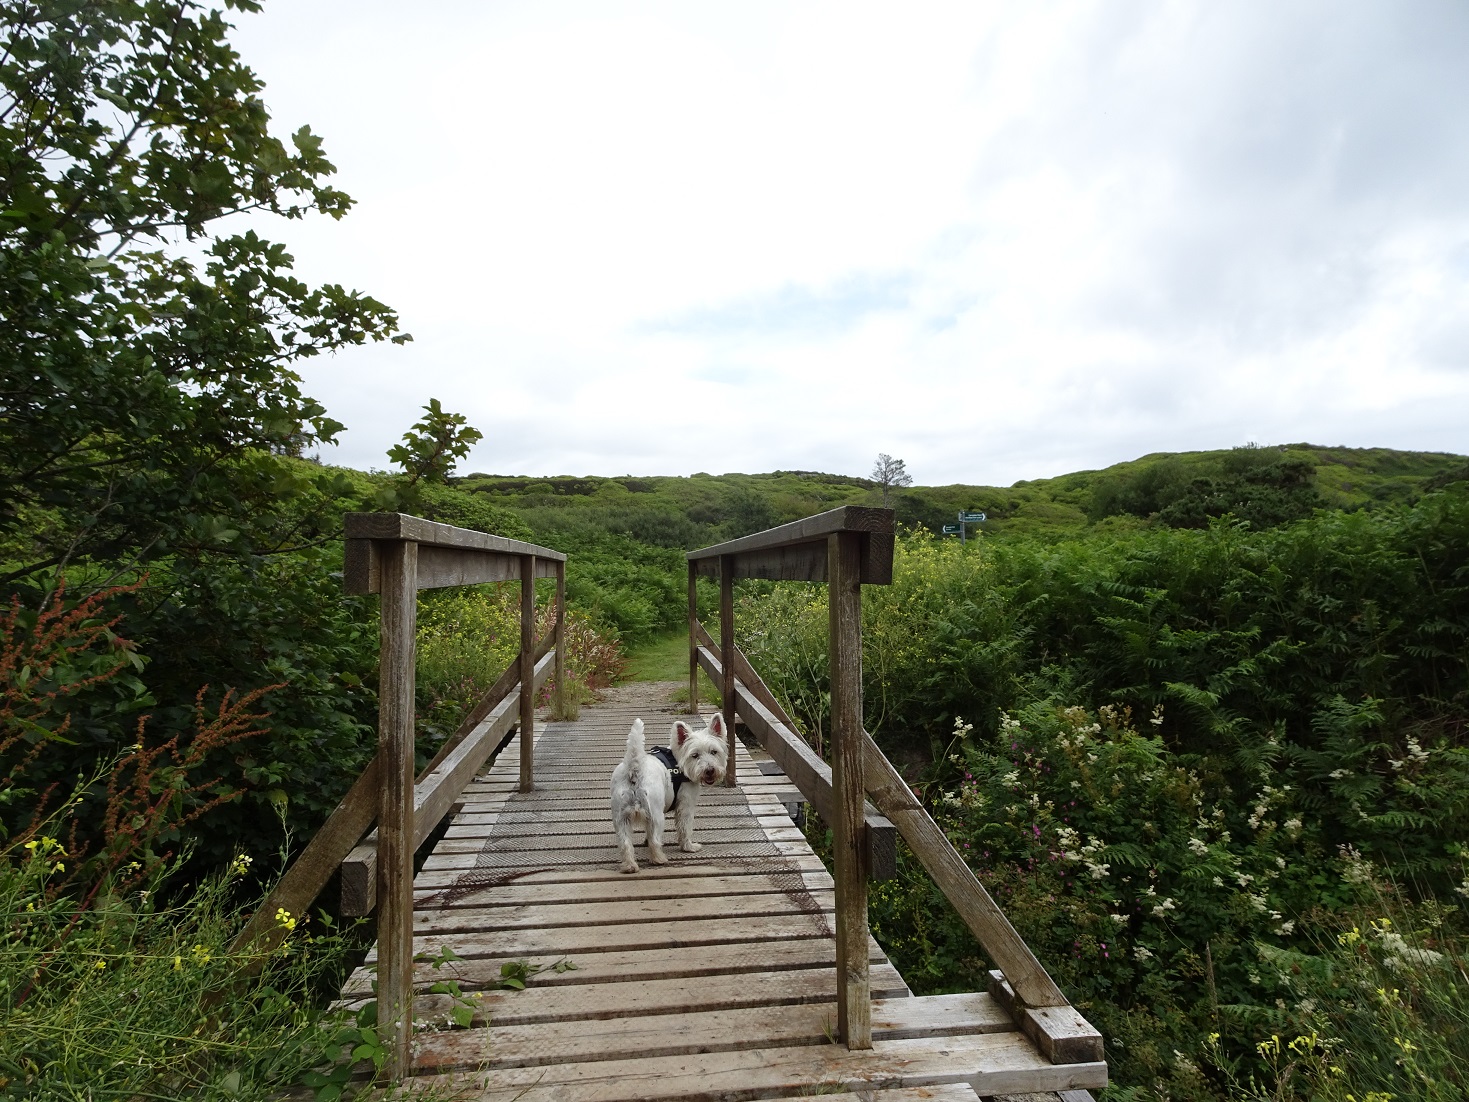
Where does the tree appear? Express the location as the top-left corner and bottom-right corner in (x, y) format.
(871, 453), (914, 509)
(0, 2), (410, 868)
(387, 399), (483, 490)
(0, 0), (407, 586)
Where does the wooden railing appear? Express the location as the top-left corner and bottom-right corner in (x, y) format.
(231, 513), (567, 1079)
(687, 506), (1103, 1067)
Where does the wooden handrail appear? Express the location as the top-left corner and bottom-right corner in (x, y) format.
(687, 505), (895, 584)
(340, 649), (556, 916)
(229, 636), (558, 954)
(694, 637), (896, 880)
(686, 505), (1101, 1066)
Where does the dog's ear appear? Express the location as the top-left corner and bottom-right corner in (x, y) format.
(708, 713), (726, 739)
(672, 720), (692, 747)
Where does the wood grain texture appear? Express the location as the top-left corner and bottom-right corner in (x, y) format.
(989, 971), (1104, 1065)
(407, 1032), (1105, 1101)
(830, 530), (871, 1050)
(344, 512), (565, 556)
(376, 538), (417, 1077)
(687, 505), (894, 563)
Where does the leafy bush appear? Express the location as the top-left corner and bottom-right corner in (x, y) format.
(738, 488), (1469, 1098)
(416, 584), (627, 742)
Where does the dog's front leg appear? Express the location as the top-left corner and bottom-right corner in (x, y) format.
(675, 793), (702, 852)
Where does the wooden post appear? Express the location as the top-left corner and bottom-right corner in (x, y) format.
(376, 538), (418, 1078)
(554, 560), (566, 718)
(828, 530), (871, 1049)
(719, 554), (736, 787)
(687, 561), (699, 717)
(519, 555), (536, 792)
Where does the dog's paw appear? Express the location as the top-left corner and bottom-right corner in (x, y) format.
(649, 849), (670, 866)
(619, 860), (639, 874)
(680, 840), (703, 852)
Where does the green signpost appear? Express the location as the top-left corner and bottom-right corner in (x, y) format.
(945, 511), (987, 545)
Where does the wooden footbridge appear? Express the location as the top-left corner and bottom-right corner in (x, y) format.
(239, 508), (1107, 1100)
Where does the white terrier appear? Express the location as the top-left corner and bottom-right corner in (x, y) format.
(610, 715), (729, 873)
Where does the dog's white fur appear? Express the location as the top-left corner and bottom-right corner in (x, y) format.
(610, 714), (728, 873)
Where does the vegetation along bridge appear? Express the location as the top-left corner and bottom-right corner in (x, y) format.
(238, 507), (1107, 1100)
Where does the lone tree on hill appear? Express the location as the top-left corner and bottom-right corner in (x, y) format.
(872, 454), (914, 509)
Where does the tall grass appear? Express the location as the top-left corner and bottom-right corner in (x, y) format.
(0, 843), (356, 1099)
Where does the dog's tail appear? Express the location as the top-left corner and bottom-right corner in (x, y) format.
(621, 718), (646, 786)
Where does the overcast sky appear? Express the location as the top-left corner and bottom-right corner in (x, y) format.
(227, 1), (1469, 486)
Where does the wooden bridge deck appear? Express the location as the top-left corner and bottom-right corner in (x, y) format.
(340, 685), (1104, 1101)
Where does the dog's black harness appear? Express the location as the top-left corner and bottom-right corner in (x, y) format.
(648, 745), (686, 799)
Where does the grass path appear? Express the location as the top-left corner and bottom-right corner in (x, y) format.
(621, 630), (719, 701)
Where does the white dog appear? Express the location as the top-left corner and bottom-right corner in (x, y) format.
(610, 715), (729, 873)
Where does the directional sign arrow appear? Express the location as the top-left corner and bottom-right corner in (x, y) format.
(941, 525), (961, 534)
(962, 512), (986, 522)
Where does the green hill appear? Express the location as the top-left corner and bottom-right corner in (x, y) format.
(457, 443), (1469, 545)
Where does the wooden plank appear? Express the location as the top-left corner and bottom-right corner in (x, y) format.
(391, 965), (916, 1038)
(374, 910), (841, 962)
(376, 537), (417, 1077)
(417, 837), (822, 874)
(344, 511), (566, 557)
(411, 852), (832, 891)
(830, 529), (871, 1050)
(861, 731), (1070, 1010)
(687, 505), (896, 586)
(343, 532), (562, 594)
(340, 936), (897, 998)
(694, 620), (796, 732)
(426, 821), (808, 855)
(411, 889), (837, 935)
(407, 1031), (1106, 1101)
(340, 653), (554, 915)
(412, 992), (1013, 1073)
(988, 971), (1104, 1065)
(698, 645), (896, 880)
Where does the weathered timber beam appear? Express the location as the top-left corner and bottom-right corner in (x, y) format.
(860, 729), (1070, 1010)
(687, 506), (895, 586)
(989, 971), (1104, 1065)
(696, 645), (895, 880)
(341, 651), (554, 915)
(344, 541), (559, 595)
(230, 752), (382, 961)
(343, 512), (566, 558)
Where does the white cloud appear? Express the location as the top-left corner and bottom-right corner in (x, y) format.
(229, 0), (1469, 487)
